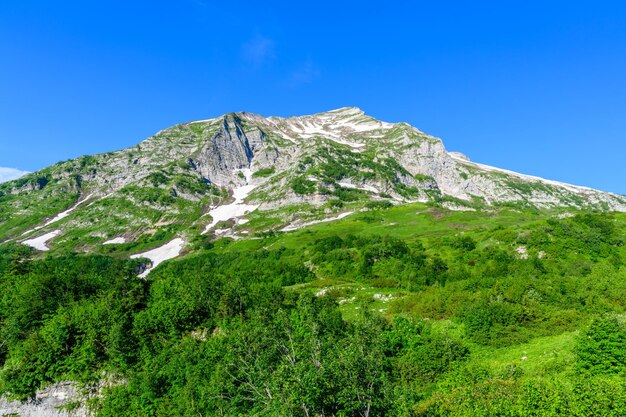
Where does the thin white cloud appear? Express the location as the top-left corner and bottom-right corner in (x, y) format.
(0, 167), (29, 183)
(241, 35), (275, 66)
(287, 59), (320, 87)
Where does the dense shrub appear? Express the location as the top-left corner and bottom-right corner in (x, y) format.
(1, 212), (625, 415)
(576, 314), (626, 375)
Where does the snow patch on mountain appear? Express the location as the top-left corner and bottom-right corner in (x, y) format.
(188, 116), (219, 125)
(43, 194), (94, 227)
(281, 211), (354, 232)
(264, 107), (393, 149)
(131, 238), (185, 278)
(448, 153), (595, 194)
(103, 237), (126, 245)
(20, 194), (94, 238)
(337, 181), (380, 193)
(23, 230), (61, 251)
(202, 169), (258, 234)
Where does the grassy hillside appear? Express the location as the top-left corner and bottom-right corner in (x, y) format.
(1, 203), (625, 415)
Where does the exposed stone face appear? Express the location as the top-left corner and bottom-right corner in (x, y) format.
(0, 382), (90, 417)
(197, 116), (256, 185)
(10, 106), (623, 211)
(190, 114), (283, 188)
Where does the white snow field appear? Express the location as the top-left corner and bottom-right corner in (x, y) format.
(202, 169), (258, 234)
(22, 230), (62, 251)
(337, 181), (380, 193)
(130, 238), (185, 278)
(103, 237), (126, 245)
(265, 107), (393, 150)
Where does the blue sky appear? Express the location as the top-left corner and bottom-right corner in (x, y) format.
(1, 1), (625, 193)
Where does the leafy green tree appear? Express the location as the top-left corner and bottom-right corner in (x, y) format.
(577, 314), (626, 375)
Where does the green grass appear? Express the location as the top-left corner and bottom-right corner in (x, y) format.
(472, 331), (578, 376)
(252, 166), (276, 178)
(218, 203), (546, 256)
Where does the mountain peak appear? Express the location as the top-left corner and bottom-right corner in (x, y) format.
(3, 107), (626, 256)
(323, 106), (365, 116)
(189, 107), (373, 128)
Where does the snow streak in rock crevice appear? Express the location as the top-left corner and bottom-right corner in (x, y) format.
(20, 194), (94, 237)
(202, 169), (258, 234)
(281, 211), (354, 232)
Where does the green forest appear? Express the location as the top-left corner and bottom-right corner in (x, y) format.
(1, 203), (625, 416)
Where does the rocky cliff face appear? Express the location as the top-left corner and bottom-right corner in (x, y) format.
(0, 382), (91, 417)
(1, 107), (624, 256)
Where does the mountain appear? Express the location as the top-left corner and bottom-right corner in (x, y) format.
(3, 108), (626, 416)
(1, 107), (624, 263)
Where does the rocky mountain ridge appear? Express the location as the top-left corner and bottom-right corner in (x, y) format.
(1, 107), (624, 261)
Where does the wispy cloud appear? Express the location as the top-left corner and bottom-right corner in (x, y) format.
(0, 167), (29, 183)
(286, 59), (320, 87)
(241, 35), (275, 67)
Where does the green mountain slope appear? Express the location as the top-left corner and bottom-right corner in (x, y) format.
(1, 202), (626, 415)
(1, 109), (626, 416)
